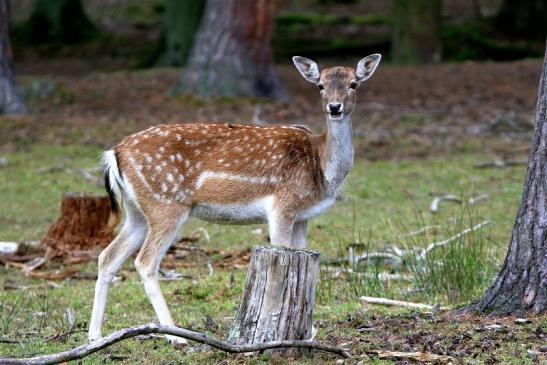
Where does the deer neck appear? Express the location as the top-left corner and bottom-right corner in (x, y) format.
(321, 113), (354, 194)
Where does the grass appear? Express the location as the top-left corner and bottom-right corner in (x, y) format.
(1, 143), (544, 364)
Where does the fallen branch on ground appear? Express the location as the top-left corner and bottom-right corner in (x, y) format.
(418, 220), (490, 260)
(351, 220), (490, 266)
(430, 193), (495, 213)
(360, 296), (449, 311)
(473, 158), (527, 169)
(397, 225), (440, 238)
(0, 323), (350, 364)
(367, 350), (453, 363)
(323, 267), (413, 281)
(430, 194), (462, 213)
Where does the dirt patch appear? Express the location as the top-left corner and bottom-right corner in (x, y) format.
(330, 311), (546, 363)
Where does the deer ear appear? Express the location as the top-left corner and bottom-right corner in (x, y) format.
(356, 54), (381, 83)
(292, 56), (320, 84)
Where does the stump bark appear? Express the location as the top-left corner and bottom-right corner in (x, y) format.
(42, 193), (114, 256)
(228, 246), (320, 357)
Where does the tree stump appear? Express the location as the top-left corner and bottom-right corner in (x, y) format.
(228, 246), (320, 357)
(42, 193), (114, 257)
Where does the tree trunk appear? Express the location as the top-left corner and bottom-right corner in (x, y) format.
(496, 0), (547, 40)
(464, 41), (547, 316)
(163, 0), (205, 67)
(22, 0), (100, 44)
(391, 0), (442, 64)
(229, 246), (319, 357)
(140, 0), (205, 68)
(175, 0), (286, 100)
(42, 193), (114, 257)
(0, 0), (26, 114)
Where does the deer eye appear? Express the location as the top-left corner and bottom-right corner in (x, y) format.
(318, 84), (324, 91)
(350, 82), (357, 89)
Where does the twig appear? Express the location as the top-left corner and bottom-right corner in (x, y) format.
(397, 225), (440, 238)
(0, 323), (350, 364)
(354, 251), (402, 264)
(324, 268), (413, 281)
(468, 194), (490, 205)
(0, 339), (20, 344)
(44, 329), (87, 343)
(430, 193), (495, 213)
(473, 158), (528, 169)
(419, 220), (490, 260)
(430, 195), (462, 213)
(360, 296), (449, 311)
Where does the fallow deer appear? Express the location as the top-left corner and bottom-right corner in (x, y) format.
(88, 54), (382, 344)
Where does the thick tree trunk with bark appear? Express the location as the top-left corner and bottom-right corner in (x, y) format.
(22, 0), (99, 44)
(0, 0), (26, 114)
(42, 193), (114, 257)
(175, 0), (286, 100)
(229, 246), (319, 357)
(391, 0), (442, 64)
(464, 43), (547, 315)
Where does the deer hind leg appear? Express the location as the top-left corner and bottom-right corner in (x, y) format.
(134, 205), (189, 345)
(291, 220), (308, 249)
(88, 202), (147, 342)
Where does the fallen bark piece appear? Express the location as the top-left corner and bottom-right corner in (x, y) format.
(22, 257), (47, 273)
(25, 269), (80, 281)
(368, 350), (453, 363)
(360, 296), (450, 311)
(0, 323), (349, 364)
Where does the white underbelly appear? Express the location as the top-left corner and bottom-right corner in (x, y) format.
(190, 196), (273, 224)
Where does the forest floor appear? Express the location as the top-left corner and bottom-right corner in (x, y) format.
(0, 59), (546, 364)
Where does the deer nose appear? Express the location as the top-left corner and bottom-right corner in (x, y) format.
(328, 103), (342, 112)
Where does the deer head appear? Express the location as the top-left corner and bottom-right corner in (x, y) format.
(292, 54), (381, 120)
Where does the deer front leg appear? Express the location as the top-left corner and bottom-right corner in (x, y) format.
(291, 220), (308, 249)
(268, 211), (295, 247)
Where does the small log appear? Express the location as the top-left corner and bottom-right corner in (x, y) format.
(228, 246), (320, 357)
(42, 193), (114, 257)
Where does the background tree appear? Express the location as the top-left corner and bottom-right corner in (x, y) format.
(496, 0), (547, 41)
(21, 0), (100, 44)
(464, 41), (547, 316)
(391, 0), (442, 64)
(175, 0), (286, 100)
(0, 0), (26, 114)
(140, 0), (205, 67)
(161, 0), (205, 66)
